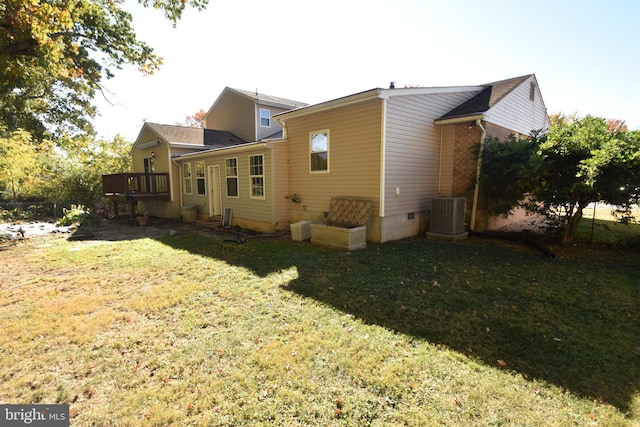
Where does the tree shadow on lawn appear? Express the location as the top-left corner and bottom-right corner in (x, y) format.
(158, 230), (640, 413)
(279, 238), (640, 414)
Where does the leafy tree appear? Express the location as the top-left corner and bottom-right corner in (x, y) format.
(38, 134), (132, 208)
(606, 118), (628, 132)
(0, 127), (51, 201)
(177, 109), (207, 128)
(481, 116), (640, 244)
(481, 133), (542, 217)
(0, 0), (208, 138)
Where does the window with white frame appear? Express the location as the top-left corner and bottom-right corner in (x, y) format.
(260, 108), (271, 127)
(310, 130), (329, 172)
(196, 161), (205, 195)
(225, 158), (238, 197)
(249, 155), (264, 198)
(182, 163), (192, 194)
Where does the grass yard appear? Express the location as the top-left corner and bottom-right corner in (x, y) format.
(575, 204), (640, 245)
(0, 219), (638, 426)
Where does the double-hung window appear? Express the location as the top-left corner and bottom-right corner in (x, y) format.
(225, 158), (238, 197)
(182, 163), (192, 194)
(260, 108), (271, 127)
(310, 130), (329, 172)
(196, 161), (205, 195)
(249, 155), (264, 199)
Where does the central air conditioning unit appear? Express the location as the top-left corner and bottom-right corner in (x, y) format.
(429, 197), (466, 234)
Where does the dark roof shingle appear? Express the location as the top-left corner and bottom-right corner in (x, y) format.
(437, 75), (532, 121)
(146, 123), (245, 147)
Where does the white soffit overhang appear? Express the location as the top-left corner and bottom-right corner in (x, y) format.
(137, 139), (161, 150)
(434, 114), (485, 126)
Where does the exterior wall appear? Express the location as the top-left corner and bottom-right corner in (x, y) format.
(256, 104), (290, 141)
(484, 76), (549, 135)
(484, 122), (517, 141)
(384, 92), (477, 218)
(451, 123), (481, 200)
(271, 141), (291, 224)
(131, 137), (182, 218)
(378, 211), (429, 243)
(441, 123), (481, 230)
(205, 91), (256, 142)
(286, 98), (383, 238)
(176, 145), (288, 233)
(448, 121), (537, 233)
(438, 125), (455, 195)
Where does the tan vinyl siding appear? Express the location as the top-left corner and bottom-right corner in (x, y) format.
(384, 92), (477, 216)
(205, 92), (256, 142)
(484, 76), (549, 135)
(223, 149), (274, 223)
(181, 160), (205, 208)
(287, 99), (383, 218)
(176, 147), (281, 228)
(131, 139), (182, 217)
(271, 141), (290, 223)
(132, 140), (174, 199)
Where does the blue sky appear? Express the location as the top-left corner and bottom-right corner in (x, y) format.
(92, 0), (640, 140)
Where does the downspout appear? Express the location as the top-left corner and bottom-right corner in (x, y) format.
(379, 97), (387, 218)
(171, 157), (184, 210)
(470, 118), (485, 231)
(276, 118), (288, 139)
(438, 127), (443, 195)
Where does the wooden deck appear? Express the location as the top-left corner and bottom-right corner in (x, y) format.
(102, 173), (170, 217)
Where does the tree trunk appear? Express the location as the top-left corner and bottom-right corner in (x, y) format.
(562, 202), (588, 244)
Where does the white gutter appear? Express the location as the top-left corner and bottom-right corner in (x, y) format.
(470, 118), (486, 231)
(274, 89), (381, 122)
(276, 118), (288, 139)
(434, 114), (484, 126)
(172, 142), (268, 160)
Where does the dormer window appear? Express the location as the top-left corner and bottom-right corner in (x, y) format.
(260, 108), (271, 127)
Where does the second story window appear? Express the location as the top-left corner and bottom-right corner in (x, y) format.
(260, 108), (271, 127)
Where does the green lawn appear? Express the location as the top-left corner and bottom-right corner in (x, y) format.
(0, 221), (638, 426)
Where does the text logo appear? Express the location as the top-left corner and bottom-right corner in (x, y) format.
(1, 405), (69, 426)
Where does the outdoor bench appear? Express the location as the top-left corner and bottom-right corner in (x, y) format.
(309, 197), (371, 250)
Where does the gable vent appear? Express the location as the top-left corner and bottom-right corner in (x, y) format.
(430, 197), (466, 234)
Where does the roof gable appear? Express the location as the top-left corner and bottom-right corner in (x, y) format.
(436, 75), (533, 121)
(205, 87), (307, 121)
(135, 122), (245, 148)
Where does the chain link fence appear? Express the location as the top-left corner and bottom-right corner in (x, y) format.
(0, 201), (63, 221)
